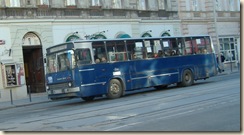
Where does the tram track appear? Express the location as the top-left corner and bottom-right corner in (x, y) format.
(39, 91), (239, 131)
(0, 76), (240, 131)
(22, 81), (239, 130)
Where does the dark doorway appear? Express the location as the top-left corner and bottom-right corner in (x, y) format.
(23, 46), (45, 93)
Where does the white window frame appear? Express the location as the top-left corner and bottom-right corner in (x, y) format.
(138, 0), (146, 10)
(92, 0), (101, 6)
(219, 37), (237, 62)
(40, 0), (49, 5)
(66, 0), (76, 6)
(192, 0), (198, 11)
(112, 0), (122, 8)
(229, 0), (235, 11)
(215, 0), (222, 11)
(10, 0), (20, 7)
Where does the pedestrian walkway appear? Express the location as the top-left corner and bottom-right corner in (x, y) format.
(0, 92), (50, 111)
(0, 67), (240, 111)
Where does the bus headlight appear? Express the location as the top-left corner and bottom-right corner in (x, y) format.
(46, 85), (49, 90)
(68, 82), (72, 87)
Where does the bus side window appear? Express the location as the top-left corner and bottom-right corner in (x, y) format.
(177, 38), (184, 55)
(184, 37), (193, 55)
(106, 40), (127, 62)
(77, 49), (92, 65)
(205, 37), (212, 53)
(162, 40), (171, 56)
(170, 38), (176, 56)
(92, 41), (106, 64)
(192, 37), (209, 54)
(126, 40), (135, 60)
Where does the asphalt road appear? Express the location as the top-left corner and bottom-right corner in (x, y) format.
(0, 72), (240, 131)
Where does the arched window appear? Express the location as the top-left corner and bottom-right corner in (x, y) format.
(161, 32), (171, 37)
(142, 32), (152, 37)
(66, 35), (80, 42)
(90, 34), (107, 39)
(116, 33), (131, 38)
(22, 32), (41, 45)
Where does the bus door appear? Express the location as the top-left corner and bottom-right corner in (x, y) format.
(76, 42), (110, 97)
(76, 46), (101, 97)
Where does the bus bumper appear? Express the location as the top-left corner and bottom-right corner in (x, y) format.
(47, 87), (80, 97)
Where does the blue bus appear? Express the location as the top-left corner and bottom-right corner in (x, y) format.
(45, 35), (218, 101)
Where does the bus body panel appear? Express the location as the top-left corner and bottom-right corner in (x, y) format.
(46, 36), (218, 100)
(47, 53), (217, 99)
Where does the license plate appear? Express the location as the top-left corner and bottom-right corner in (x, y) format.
(53, 89), (62, 94)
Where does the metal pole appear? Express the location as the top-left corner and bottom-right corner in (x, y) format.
(10, 89), (13, 105)
(230, 58), (233, 72)
(28, 85), (32, 102)
(213, 0), (222, 69)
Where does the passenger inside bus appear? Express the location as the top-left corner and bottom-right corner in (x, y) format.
(101, 57), (107, 63)
(157, 50), (164, 57)
(95, 58), (100, 63)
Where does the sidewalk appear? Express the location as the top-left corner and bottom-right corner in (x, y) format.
(0, 92), (51, 111)
(0, 68), (240, 111)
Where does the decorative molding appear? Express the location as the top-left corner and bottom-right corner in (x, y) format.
(37, 5), (49, 8)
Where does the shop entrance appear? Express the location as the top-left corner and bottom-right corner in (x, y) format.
(22, 32), (45, 93)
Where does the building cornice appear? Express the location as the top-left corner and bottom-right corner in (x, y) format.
(0, 18), (182, 25)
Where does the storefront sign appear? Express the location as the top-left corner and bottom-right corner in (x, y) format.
(0, 40), (5, 45)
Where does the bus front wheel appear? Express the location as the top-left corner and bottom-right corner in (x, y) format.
(178, 69), (194, 87)
(107, 79), (123, 99)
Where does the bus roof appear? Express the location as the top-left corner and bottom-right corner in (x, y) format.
(69, 35), (210, 44)
(48, 35), (211, 50)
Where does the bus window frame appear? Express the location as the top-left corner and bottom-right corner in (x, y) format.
(106, 40), (128, 62)
(75, 48), (92, 66)
(56, 50), (75, 72)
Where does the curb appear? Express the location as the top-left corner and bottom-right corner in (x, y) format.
(0, 100), (51, 111)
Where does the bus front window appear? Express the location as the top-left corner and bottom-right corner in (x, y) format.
(46, 50), (75, 73)
(57, 50), (75, 71)
(47, 54), (57, 73)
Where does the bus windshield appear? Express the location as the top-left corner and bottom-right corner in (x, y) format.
(46, 50), (75, 73)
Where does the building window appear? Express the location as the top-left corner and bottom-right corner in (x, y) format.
(219, 37), (237, 62)
(112, 0), (122, 8)
(92, 0), (101, 6)
(9, 0), (20, 7)
(142, 33), (152, 37)
(215, 0), (222, 11)
(66, 35), (80, 42)
(26, 0), (31, 5)
(66, 0), (76, 6)
(229, 0), (238, 11)
(40, 0), (49, 5)
(138, 0), (147, 10)
(158, 0), (166, 10)
(192, 0), (198, 11)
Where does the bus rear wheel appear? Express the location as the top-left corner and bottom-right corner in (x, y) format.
(82, 96), (95, 101)
(178, 69), (194, 87)
(106, 79), (123, 99)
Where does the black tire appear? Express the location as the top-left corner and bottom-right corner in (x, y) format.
(178, 69), (194, 87)
(106, 79), (123, 99)
(82, 96), (95, 101)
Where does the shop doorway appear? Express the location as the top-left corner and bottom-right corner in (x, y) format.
(22, 32), (45, 93)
